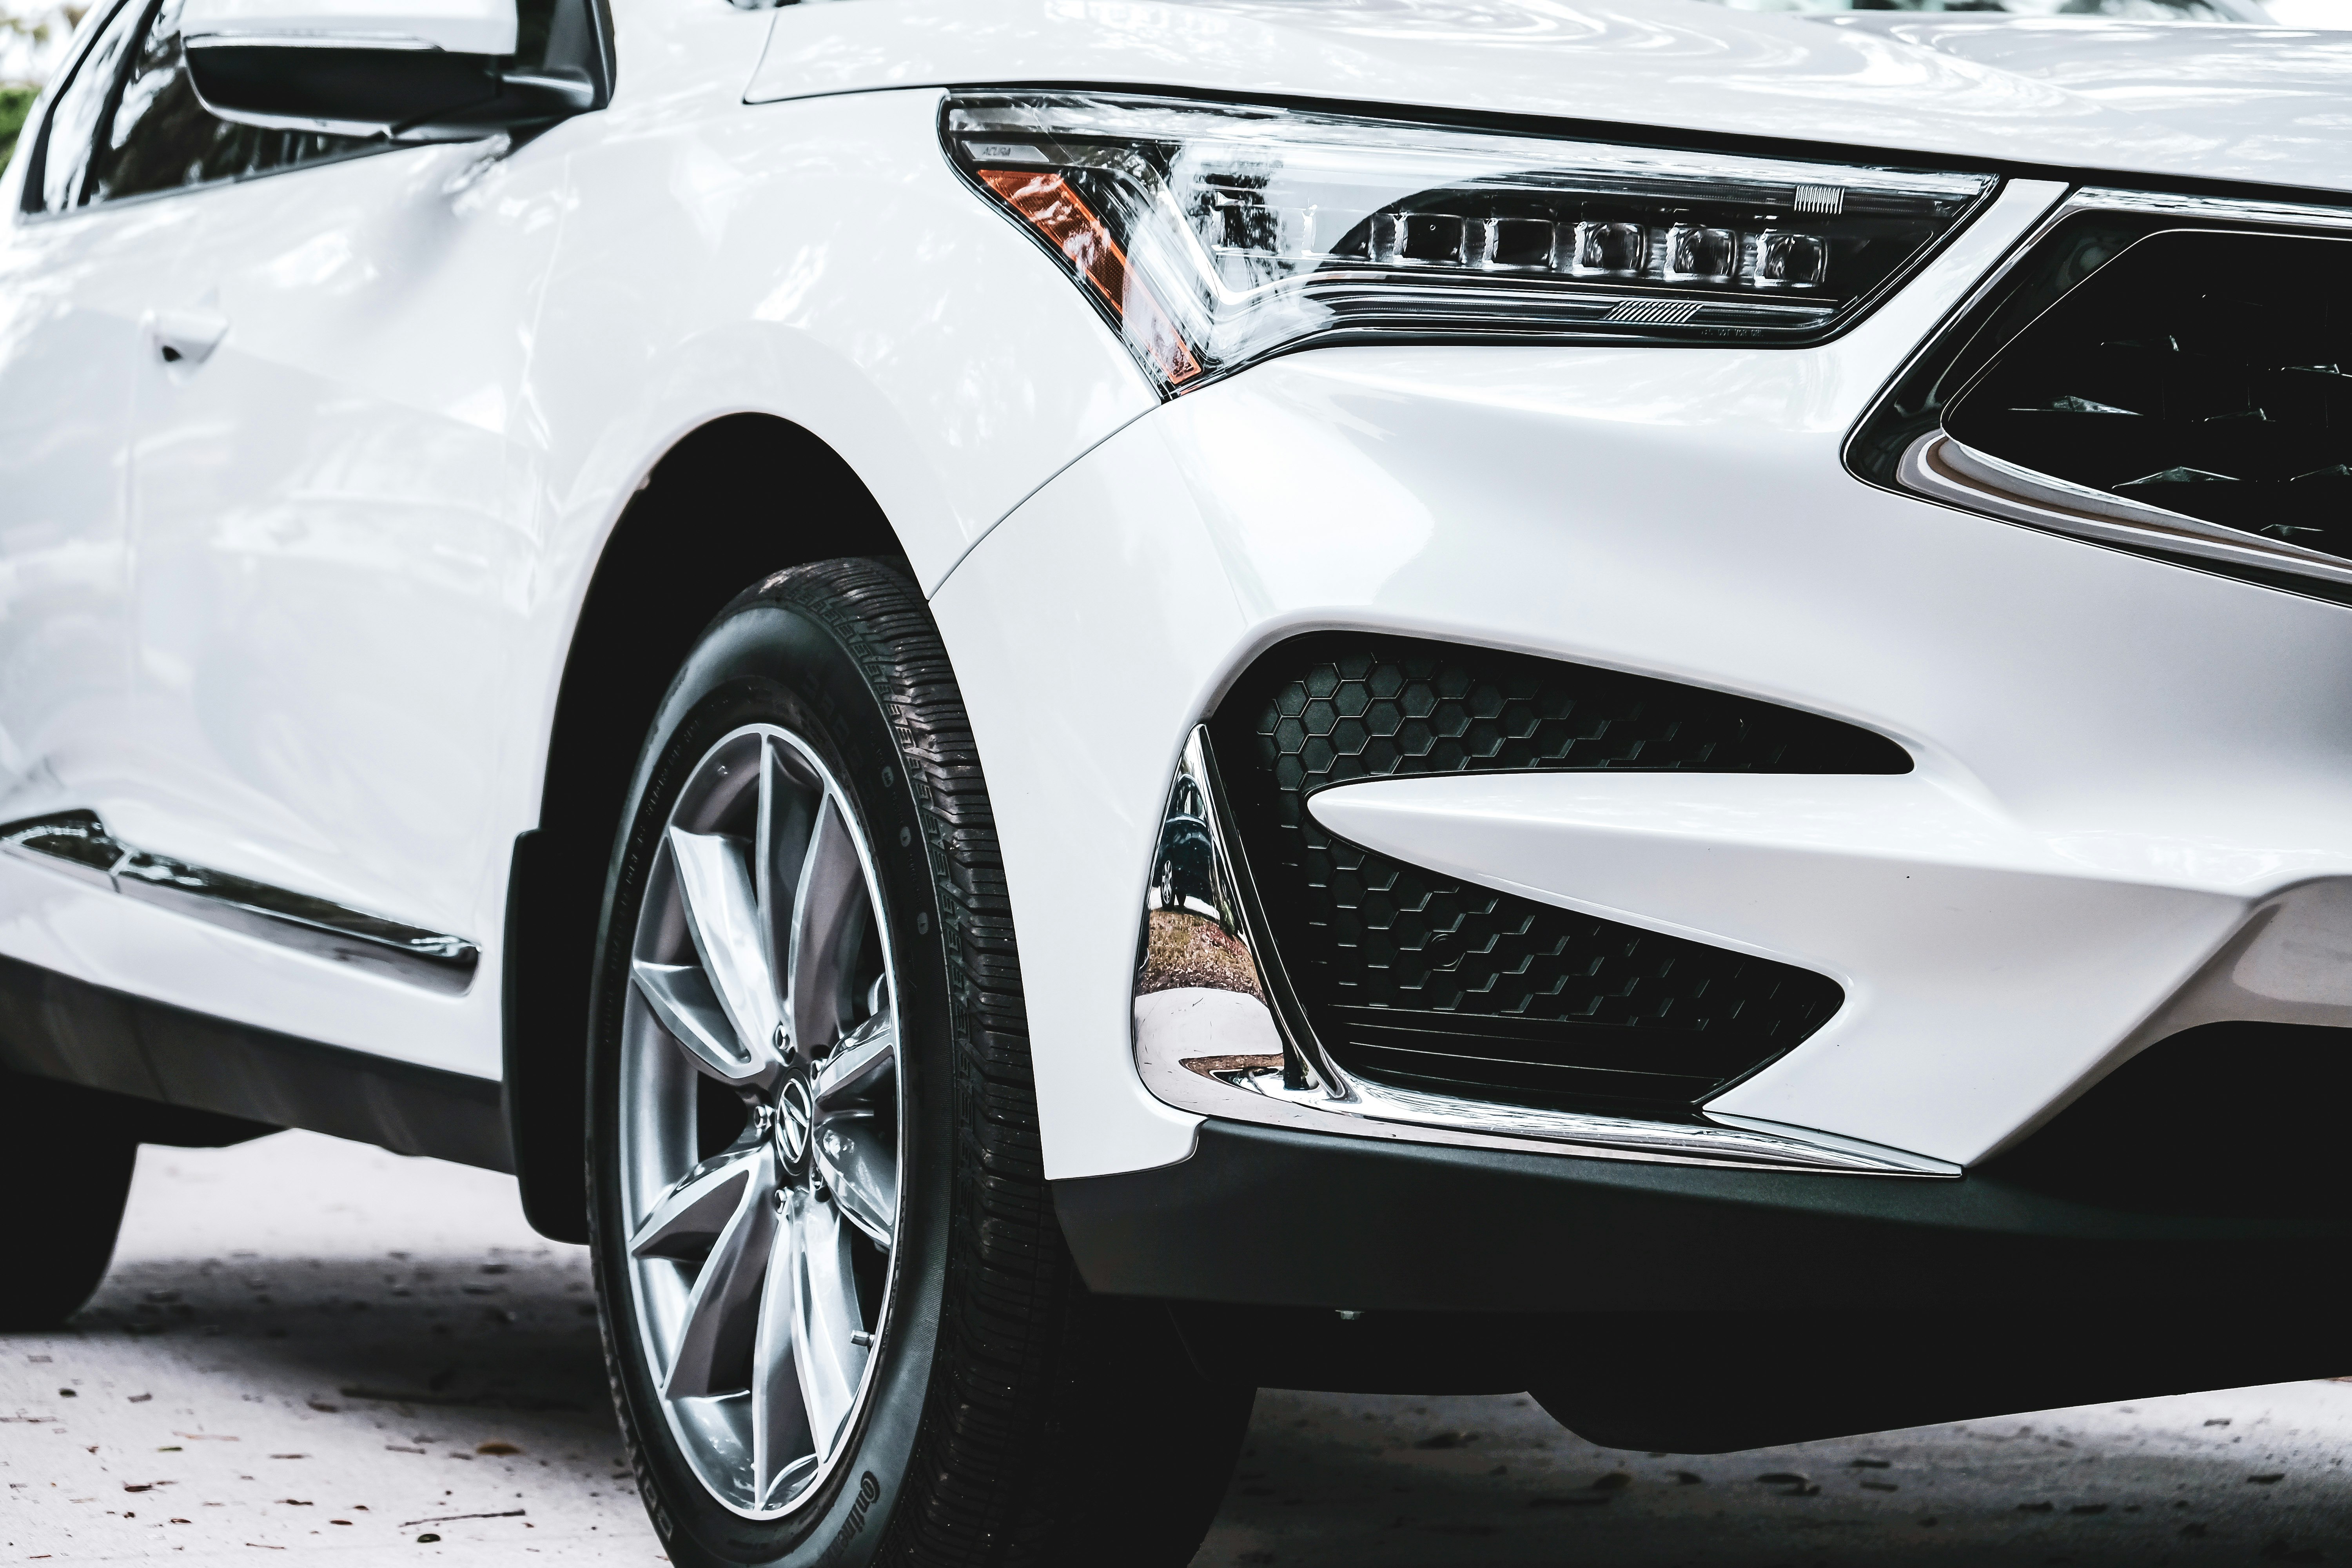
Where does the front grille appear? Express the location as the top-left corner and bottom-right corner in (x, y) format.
(1209, 634), (1906, 1116)
(1942, 230), (2352, 561)
(1847, 202), (2352, 607)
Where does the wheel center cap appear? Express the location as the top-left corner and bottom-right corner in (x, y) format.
(775, 1077), (814, 1164)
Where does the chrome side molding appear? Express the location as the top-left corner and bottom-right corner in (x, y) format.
(1130, 729), (1956, 1178)
(0, 809), (479, 996)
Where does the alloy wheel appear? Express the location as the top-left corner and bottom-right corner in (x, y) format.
(619, 723), (900, 1518)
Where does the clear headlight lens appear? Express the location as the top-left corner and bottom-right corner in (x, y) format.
(944, 93), (1996, 396)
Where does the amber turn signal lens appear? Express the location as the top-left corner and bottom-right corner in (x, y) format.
(977, 168), (1202, 386)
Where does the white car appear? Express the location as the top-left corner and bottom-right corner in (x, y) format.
(4, 0), (2349, 1557)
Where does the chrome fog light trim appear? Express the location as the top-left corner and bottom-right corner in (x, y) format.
(1130, 730), (1956, 1179)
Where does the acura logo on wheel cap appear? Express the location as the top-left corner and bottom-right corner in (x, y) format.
(777, 1080), (813, 1163)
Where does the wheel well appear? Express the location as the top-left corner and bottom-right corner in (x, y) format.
(504, 414), (907, 1242)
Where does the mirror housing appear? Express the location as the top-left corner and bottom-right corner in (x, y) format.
(182, 0), (612, 141)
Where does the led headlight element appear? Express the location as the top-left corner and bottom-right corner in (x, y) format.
(946, 93), (1994, 395)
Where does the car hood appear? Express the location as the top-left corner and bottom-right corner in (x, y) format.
(745, 0), (2352, 198)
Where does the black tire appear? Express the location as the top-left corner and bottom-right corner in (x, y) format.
(587, 559), (1253, 1568)
(0, 1075), (138, 1330)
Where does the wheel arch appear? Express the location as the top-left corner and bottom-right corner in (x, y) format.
(504, 412), (909, 1243)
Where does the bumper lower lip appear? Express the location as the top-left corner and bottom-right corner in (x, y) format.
(1053, 1118), (2351, 1315)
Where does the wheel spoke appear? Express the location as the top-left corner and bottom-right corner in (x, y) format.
(788, 798), (866, 1058)
(631, 961), (762, 1086)
(815, 1111), (895, 1248)
(755, 739), (816, 1038)
(621, 722), (904, 1519)
(629, 1137), (764, 1263)
(791, 1195), (869, 1455)
(669, 826), (784, 1078)
(749, 1191), (817, 1509)
(813, 1004), (894, 1109)
(659, 1143), (780, 1401)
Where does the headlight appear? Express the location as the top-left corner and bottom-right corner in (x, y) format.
(944, 92), (1996, 395)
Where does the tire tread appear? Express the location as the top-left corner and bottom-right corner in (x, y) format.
(743, 561), (1075, 1568)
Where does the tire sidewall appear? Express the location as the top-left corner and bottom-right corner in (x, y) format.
(588, 592), (952, 1568)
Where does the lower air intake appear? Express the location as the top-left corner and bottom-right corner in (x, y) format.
(1209, 634), (1906, 1115)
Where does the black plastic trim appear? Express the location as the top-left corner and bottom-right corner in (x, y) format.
(0, 951), (511, 1171)
(502, 828), (596, 1241)
(1204, 634), (1896, 1117)
(1053, 1119), (2348, 1314)
(1163, 1300), (2348, 1452)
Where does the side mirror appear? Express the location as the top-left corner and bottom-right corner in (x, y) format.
(181, 0), (613, 141)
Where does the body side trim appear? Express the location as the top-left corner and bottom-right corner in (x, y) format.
(0, 951), (511, 1170)
(0, 810), (480, 995)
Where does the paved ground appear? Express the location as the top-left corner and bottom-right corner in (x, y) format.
(4, 1132), (2350, 1566)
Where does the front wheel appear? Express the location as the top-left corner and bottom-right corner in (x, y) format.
(587, 559), (1252, 1567)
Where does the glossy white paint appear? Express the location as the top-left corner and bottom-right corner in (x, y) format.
(531, 82), (1151, 601)
(936, 179), (2146, 1180)
(122, 139), (564, 950)
(4, 0), (2352, 1180)
(0, 0), (187, 840)
(1822, 14), (2352, 187)
(0, 0), (1149, 1076)
(748, 0), (2352, 197)
(0, 200), (180, 828)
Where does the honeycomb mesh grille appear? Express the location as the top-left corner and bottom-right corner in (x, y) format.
(1210, 635), (1906, 1114)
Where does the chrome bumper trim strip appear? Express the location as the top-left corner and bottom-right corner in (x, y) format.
(0, 809), (479, 995)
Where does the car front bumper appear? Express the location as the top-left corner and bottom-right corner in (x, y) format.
(932, 170), (2352, 1213)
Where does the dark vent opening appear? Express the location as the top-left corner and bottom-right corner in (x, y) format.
(1944, 230), (2352, 563)
(1979, 1021), (2352, 1218)
(1208, 634), (1906, 1118)
(1853, 212), (2352, 611)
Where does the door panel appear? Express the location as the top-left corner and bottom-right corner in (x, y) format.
(0, 0), (195, 837)
(123, 141), (568, 951)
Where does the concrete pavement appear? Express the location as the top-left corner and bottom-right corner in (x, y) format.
(4, 1131), (2348, 1565)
